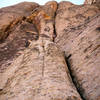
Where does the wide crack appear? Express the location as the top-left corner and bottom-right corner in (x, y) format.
(0, 2), (89, 99)
(39, 2), (85, 99)
(53, 3), (58, 42)
(64, 55), (86, 100)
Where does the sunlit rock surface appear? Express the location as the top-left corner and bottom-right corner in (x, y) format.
(0, 1), (100, 100)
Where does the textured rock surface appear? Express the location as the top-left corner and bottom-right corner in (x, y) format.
(55, 1), (100, 100)
(0, 1), (100, 100)
(0, 2), (39, 73)
(0, 1), (82, 100)
(0, 39), (82, 100)
(84, 0), (100, 4)
(0, 2), (39, 41)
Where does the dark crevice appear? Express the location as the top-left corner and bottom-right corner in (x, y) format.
(53, 22), (57, 42)
(52, 5), (86, 99)
(53, 5), (85, 99)
(96, 27), (100, 31)
(25, 40), (30, 47)
(53, 16), (57, 42)
(64, 55), (86, 100)
(53, 3), (58, 42)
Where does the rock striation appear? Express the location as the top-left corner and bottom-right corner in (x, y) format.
(55, 1), (100, 100)
(0, 1), (100, 100)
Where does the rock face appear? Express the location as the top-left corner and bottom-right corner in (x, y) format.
(0, 2), (39, 41)
(55, 1), (100, 100)
(84, 0), (100, 4)
(0, 1), (100, 100)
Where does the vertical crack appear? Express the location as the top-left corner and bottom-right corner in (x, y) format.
(42, 55), (45, 77)
(41, 38), (45, 77)
(64, 55), (86, 100)
(40, 2), (58, 77)
(53, 21), (57, 42)
(53, 3), (58, 42)
(53, 3), (85, 99)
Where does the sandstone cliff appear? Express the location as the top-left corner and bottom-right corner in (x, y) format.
(0, 1), (100, 100)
